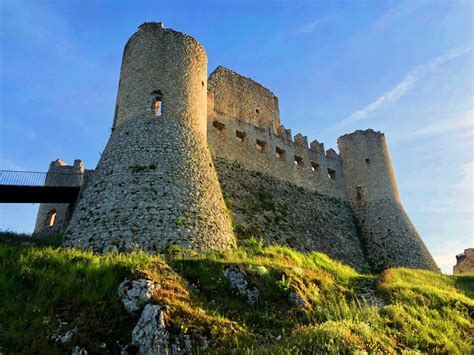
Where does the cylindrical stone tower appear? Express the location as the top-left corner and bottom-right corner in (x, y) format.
(65, 22), (235, 252)
(338, 129), (438, 271)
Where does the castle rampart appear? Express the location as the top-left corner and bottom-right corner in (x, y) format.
(208, 115), (347, 198)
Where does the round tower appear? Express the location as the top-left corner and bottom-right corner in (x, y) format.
(65, 23), (235, 252)
(338, 129), (438, 271)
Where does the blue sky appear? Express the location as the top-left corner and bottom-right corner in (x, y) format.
(0, 0), (472, 273)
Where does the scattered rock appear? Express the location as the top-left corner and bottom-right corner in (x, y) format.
(223, 265), (248, 296)
(51, 321), (77, 344)
(132, 304), (170, 355)
(71, 346), (88, 355)
(223, 265), (260, 306)
(118, 278), (159, 313)
(360, 289), (385, 308)
(266, 333), (282, 342)
(289, 290), (307, 308)
(170, 333), (193, 354)
(246, 287), (260, 306)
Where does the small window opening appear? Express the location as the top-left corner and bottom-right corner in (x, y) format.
(311, 162), (321, 172)
(152, 92), (163, 117)
(327, 168), (336, 180)
(202, 81), (205, 87)
(213, 120), (226, 132)
(294, 155), (304, 166)
(236, 130), (248, 143)
(356, 186), (363, 201)
(48, 210), (57, 227)
(365, 158), (370, 164)
(256, 139), (267, 152)
(256, 108), (260, 114)
(276, 147), (286, 160)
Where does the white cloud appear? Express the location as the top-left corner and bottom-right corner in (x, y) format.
(289, 15), (335, 36)
(339, 47), (472, 126)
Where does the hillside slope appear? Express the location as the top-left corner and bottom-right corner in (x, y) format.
(0, 233), (473, 354)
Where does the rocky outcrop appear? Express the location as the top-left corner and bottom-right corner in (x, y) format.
(453, 249), (474, 274)
(132, 304), (170, 355)
(118, 278), (159, 313)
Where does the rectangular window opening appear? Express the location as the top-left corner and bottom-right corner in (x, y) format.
(236, 130), (248, 143)
(276, 147), (286, 161)
(311, 162), (321, 172)
(327, 168), (336, 180)
(213, 120), (226, 132)
(294, 155), (304, 166)
(153, 98), (162, 117)
(256, 139), (267, 152)
(356, 186), (363, 201)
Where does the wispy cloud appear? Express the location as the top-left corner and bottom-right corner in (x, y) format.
(373, 0), (429, 31)
(339, 46), (472, 127)
(397, 109), (474, 141)
(289, 15), (335, 36)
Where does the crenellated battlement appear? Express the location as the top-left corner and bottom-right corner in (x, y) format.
(207, 115), (347, 199)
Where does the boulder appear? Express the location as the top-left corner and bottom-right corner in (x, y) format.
(132, 304), (169, 355)
(118, 279), (159, 313)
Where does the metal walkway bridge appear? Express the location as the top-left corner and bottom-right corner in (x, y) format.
(0, 170), (82, 203)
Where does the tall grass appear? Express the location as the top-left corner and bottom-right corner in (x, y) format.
(1, 233), (472, 353)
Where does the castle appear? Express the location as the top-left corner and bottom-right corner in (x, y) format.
(34, 22), (438, 272)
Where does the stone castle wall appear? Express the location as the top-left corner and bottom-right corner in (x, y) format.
(34, 159), (84, 235)
(214, 158), (371, 271)
(208, 115), (347, 199)
(35, 22), (438, 272)
(208, 66), (281, 132)
(65, 23), (235, 252)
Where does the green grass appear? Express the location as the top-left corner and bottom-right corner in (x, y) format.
(1, 233), (473, 354)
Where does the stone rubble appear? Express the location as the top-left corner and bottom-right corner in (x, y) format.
(50, 319), (76, 345)
(223, 265), (260, 306)
(71, 346), (88, 355)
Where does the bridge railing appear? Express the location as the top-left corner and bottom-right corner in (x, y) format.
(0, 170), (83, 188)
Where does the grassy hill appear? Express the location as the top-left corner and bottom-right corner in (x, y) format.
(1, 232), (473, 354)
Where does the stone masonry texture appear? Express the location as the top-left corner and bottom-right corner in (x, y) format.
(338, 130), (438, 271)
(64, 23), (235, 252)
(34, 159), (84, 235)
(37, 22), (438, 272)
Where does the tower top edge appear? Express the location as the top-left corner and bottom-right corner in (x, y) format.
(129, 21), (206, 55)
(337, 128), (385, 142)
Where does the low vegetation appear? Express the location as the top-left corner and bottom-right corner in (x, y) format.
(1, 231), (473, 353)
